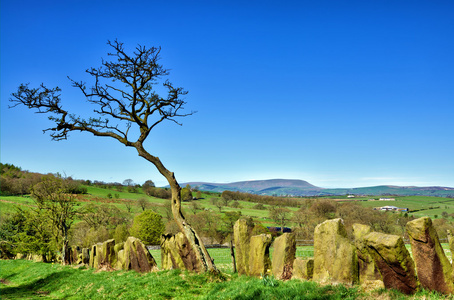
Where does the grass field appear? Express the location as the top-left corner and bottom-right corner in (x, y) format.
(2, 259), (454, 299)
(2, 185), (454, 222)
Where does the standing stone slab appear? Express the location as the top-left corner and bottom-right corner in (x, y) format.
(234, 219), (252, 275)
(161, 233), (186, 270)
(100, 239), (116, 267)
(160, 232), (201, 271)
(122, 236), (157, 272)
(272, 233), (296, 280)
(364, 232), (419, 295)
(407, 217), (454, 294)
(292, 258), (314, 280)
(82, 248), (90, 265)
(89, 243), (103, 269)
(313, 218), (358, 285)
(249, 234), (272, 277)
(447, 230), (454, 263)
(352, 224), (382, 283)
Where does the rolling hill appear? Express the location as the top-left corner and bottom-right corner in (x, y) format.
(182, 179), (454, 197)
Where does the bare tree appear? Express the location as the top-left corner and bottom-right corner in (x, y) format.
(9, 40), (216, 272)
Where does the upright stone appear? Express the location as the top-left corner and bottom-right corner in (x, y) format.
(292, 258), (314, 280)
(100, 239), (116, 267)
(352, 224), (382, 283)
(447, 230), (454, 262)
(364, 232), (419, 295)
(406, 217), (454, 294)
(160, 232), (200, 271)
(81, 248), (90, 265)
(248, 234), (272, 277)
(313, 218), (358, 285)
(234, 219), (251, 275)
(89, 243), (102, 269)
(123, 236), (157, 272)
(272, 233), (296, 280)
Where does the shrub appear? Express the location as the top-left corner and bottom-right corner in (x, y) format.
(129, 210), (165, 245)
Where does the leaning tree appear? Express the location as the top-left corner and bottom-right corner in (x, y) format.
(10, 40), (217, 272)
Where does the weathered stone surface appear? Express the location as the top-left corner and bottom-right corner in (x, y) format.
(82, 248), (90, 265)
(364, 232), (419, 295)
(249, 234), (272, 277)
(292, 258), (314, 280)
(89, 243), (102, 269)
(69, 246), (82, 265)
(406, 217), (454, 294)
(234, 219), (252, 275)
(272, 233), (296, 280)
(161, 232), (200, 271)
(313, 218), (358, 285)
(15, 253), (26, 260)
(122, 236), (157, 272)
(352, 224), (382, 283)
(100, 239), (116, 267)
(447, 230), (454, 263)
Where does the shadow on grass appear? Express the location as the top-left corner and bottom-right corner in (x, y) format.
(1, 270), (71, 299)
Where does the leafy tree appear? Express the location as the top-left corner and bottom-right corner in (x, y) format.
(137, 197), (149, 211)
(81, 203), (128, 229)
(211, 197), (224, 212)
(269, 206), (291, 232)
(181, 186), (193, 201)
(30, 175), (77, 264)
(130, 210), (165, 245)
(123, 179), (134, 187)
(189, 201), (202, 215)
(10, 40), (216, 271)
(113, 223), (130, 244)
(142, 180), (156, 196)
(124, 199), (133, 213)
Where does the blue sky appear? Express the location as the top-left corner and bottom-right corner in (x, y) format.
(1, 0), (453, 188)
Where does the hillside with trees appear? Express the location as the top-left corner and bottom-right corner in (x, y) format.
(3, 163), (454, 263)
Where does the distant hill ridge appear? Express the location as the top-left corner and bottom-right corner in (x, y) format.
(180, 179), (454, 197)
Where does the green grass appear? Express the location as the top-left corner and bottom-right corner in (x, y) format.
(0, 259), (362, 299)
(3, 259), (454, 299)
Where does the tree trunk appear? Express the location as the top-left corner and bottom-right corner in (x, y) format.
(136, 145), (217, 273)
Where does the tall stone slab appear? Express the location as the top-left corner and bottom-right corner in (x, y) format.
(122, 236), (157, 272)
(234, 219), (252, 275)
(82, 248), (90, 265)
(249, 234), (272, 277)
(272, 233), (296, 280)
(292, 258), (314, 280)
(313, 218), (358, 285)
(406, 217), (454, 294)
(89, 243), (103, 269)
(352, 224), (382, 283)
(160, 232), (201, 271)
(100, 239), (116, 267)
(364, 232), (419, 295)
(447, 230), (454, 262)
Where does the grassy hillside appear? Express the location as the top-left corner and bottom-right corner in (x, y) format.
(2, 185), (454, 227)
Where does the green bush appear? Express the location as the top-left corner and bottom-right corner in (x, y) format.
(129, 210), (165, 245)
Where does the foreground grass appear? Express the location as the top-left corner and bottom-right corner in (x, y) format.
(2, 260), (453, 300)
(0, 259), (362, 299)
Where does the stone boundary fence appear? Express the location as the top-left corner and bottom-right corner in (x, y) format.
(14, 216), (454, 296)
(233, 217), (454, 296)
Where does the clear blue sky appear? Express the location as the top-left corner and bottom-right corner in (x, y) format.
(1, 0), (453, 188)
